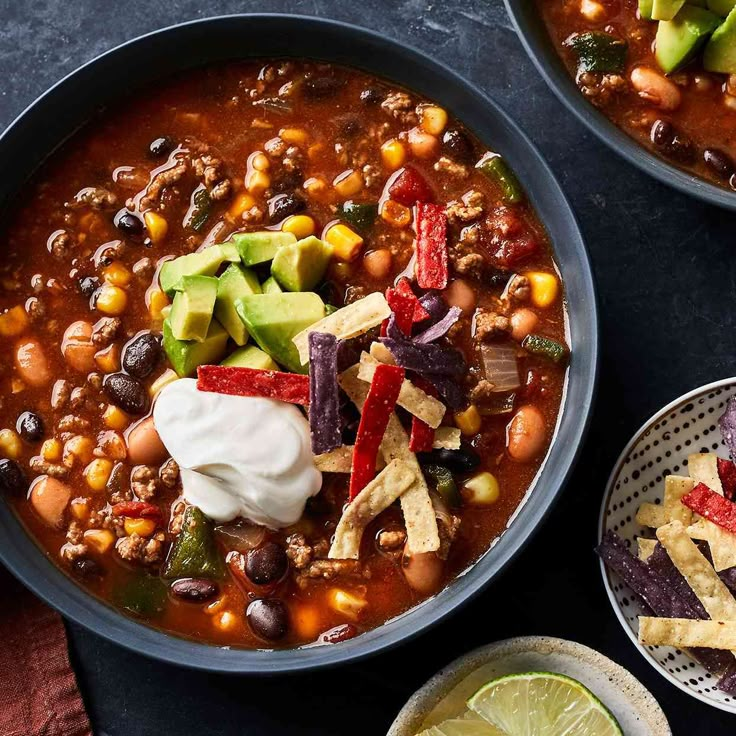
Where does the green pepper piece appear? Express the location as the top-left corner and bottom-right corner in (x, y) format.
(522, 334), (569, 364)
(477, 155), (524, 205)
(187, 187), (212, 232)
(113, 573), (167, 617)
(324, 303), (339, 316)
(339, 201), (378, 234)
(423, 463), (462, 507)
(163, 506), (225, 579)
(564, 31), (628, 73)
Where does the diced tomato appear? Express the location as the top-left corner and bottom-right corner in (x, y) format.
(493, 235), (539, 268)
(388, 166), (434, 207)
(111, 501), (162, 521)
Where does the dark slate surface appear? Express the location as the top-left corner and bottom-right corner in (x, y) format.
(1, 0), (734, 733)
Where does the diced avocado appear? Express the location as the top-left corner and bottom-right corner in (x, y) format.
(230, 231), (297, 266)
(235, 292), (325, 373)
(222, 345), (279, 370)
(270, 236), (333, 292)
(339, 201), (378, 234)
(656, 5), (721, 72)
(163, 507), (225, 579)
(709, 0), (736, 16)
(220, 242), (240, 262)
(169, 275), (217, 342)
(163, 317), (229, 377)
(262, 276), (283, 295)
(640, 0), (654, 18)
(564, 31), (629, 73)
(704, 6), (736, 71)
(652, 0), (687, 19)
(214, 263), (261, 346)
(159, 244), (239, 296)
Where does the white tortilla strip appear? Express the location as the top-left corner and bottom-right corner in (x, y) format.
(328, 459), (416, 560)
(339, 364), (440, 554)
(656, 521), (736, 621)
(636, 503), (667, 529)
(639, 617), (736, 650)
(358, 352), (445, 429)
(314, 446), (385, 474)
(687, 518), (736, 572)
(664, 475), (694, 526)
(637, 537), (658, 561)
(369, 341), (396, 365)
(689, 453), (723, 494)
(293, 292), (391, 365)
(432, 427), (462, 450)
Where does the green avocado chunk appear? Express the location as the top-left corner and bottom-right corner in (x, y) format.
(230, 231), (297, 266)
(214, 263), (261, 345)
(261, 276), (283, 295)
(163, 507), (225, 580)
(163, 317), (229, 377)
(270, 236), (333, 292)
(169, 275), (218, 342)
(159, 244), (240, 296)
(222, 344), (279, 370)
(652, 0), (687, 19)
(235, 292), (325, 373)
(564, 31), (629, 73)
(656, 5), (721, 72)
(704, 6), (736, 71)
(640, 0), (654, 18)
(709, 0), (736, 16)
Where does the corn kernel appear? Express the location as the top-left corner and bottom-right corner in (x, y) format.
(41, 438), (63, 462)
(144, 211), (168, 244)
(70, 497), (90, 521)
(454, 405), (482, 436)
(95, 284), (128, 316)
(246, 169), (270, 195)
(124, 517), (156, 537)
(103, 405), (129, 430)
(150, 369), (179, 397)
(250, 151), (270, 171)
(84, 528), (115, 554)
(380, 199), (412, 228)
(215, 610), (238, 631)
(228, 191), (256, 220)
(279, 127), (309, 145)
(0, 429), (22, 460)
(333, 169), (363, 198)
(205, 597), (227, 616)
(463, 471), (500, 505)
(102, 261), (132, 287)
(304, 176), (328, 197)
(327, 589), (367, 620)
(525, 271), (560, 309)
(63, 435), (94, 468)
(147, 288), (170, 321)
(83, 458), (113, 491)
(292, 603), (322, 640)
(11, 378), (25, 394)
(95, 343), (120, 373)
(580, 0), (605, 21)
(282, 214), (316, 239)
(0, 305), (29, 337)
(420, 105), (448, 136)
(381, 139), (407, 171)
(324, 223), (364, 262)
(307, 142), (325, 161)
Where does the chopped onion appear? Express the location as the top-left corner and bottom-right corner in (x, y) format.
(480, 343), (520, 393)
(252, 97), (293, 114)
(215, 521), (266, 552)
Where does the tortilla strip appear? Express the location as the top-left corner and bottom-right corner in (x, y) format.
(328, 459), (416, 560)
(636, 503), (666, 529)
(339, 364), (440, 554)
(369, 341), (396, 365)
(664, 475), (694, 526)
(314, 446), (386, 474)
(432, 426), (461, 450)
(689, 453), (723, 494)
(656, 521), (736, 622)
(358, 352), (446, 429)
(637, 537), (658, 561)
(639, 617), (736, 650)
(687, 518), (736, 572)
(293, 292), (391, 365)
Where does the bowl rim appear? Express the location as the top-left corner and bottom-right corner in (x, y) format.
(597, 376), (736, 713)
(0, 12), (599, 673)
(503, 0), (736, 212)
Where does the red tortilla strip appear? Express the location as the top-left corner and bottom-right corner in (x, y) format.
(682, 483), (736, 534)
(409, 376), (442, 453)
(718, 458), (736, 501)
(415, 203), (448, 290)
(349, 363), (405, 500)
(395, 277), (430, 322)
(385, 286), (416, 336)
(197, 365), (309, 405)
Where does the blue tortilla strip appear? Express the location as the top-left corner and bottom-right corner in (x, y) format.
(647, 542), (708, 619)
(308, 332), (342, 455)
(414, 306), (462, 344)
(418, 291), (449, 326)
(422, 374), (466, 410)
(717, 666), (736, 696)
(380, 337), (466, 376)
(719, 396), (736, 462)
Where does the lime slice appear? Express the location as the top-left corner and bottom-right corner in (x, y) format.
(417, 712), (504, 736)
(467, 672), (623, 736)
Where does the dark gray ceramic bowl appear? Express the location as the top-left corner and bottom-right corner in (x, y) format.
(0, 14), (598, 673)
(504, 1), (736, 211)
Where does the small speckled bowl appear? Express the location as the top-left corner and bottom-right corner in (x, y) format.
(387, 636), (670, 735)
(599, 377), (736, 713)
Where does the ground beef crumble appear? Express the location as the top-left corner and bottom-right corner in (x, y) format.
(131, 465), (160, 501)
(474, 308), (511, 341)
(116, 532), (164, 565)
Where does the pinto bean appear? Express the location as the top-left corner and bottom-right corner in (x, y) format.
(127, 417), (167, 465)
(506, 405), (547, 463)
(510, 308), (539, 342)
(407, 127), (439, 159)
(444, 278), (477, 313)
(62, 320), (97, 373)
(362, 249), (392, 279)
(630, 67), (681, 111)
(30, 475), (72, 528)
(401, 546), (444, 594)
(15, 338), (51, 386)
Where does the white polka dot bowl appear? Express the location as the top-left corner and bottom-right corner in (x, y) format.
(599, 377), (736, 713)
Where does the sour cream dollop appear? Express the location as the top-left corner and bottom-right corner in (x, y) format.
(153, 378), (321, 528)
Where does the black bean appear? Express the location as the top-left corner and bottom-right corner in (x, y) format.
(247, 598), (289, 641)
(17, 411), (43, 442)
(245, 543), (288, 586)
(442, 128), (475, 163)
(650, 120), (695, 164)
(149, 136), (174, 157)
(487, 268), (511, 288)
(419, 445), (481, 473)
(650, 119), (674, 147)
(122, 332), (162, 379)
(303, 76), (345, 99)
(336, 114), (362, 137)
(72, 558), (102, 578)
(704, 148), (735, 180)
(115, 210), (144, 235)
(268, 193), (306, 224)
(103, 373), (149, 415)
(359, 87), (383, 105)
(0, 459), (26, 495)
(78, 276), (99, 298)
(270, 169), (304, 195)
(171, 578), (218, 602)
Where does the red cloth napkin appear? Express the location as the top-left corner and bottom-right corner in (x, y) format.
(0, 567), (91, 736)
